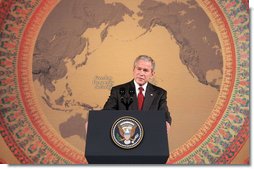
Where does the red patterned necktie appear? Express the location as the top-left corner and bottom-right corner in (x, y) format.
(138, 87), (144, 111)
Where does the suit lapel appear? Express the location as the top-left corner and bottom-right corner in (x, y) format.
(142, 83), (155, 111)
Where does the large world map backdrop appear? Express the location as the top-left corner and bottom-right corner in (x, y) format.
(0, 0), (250, 164)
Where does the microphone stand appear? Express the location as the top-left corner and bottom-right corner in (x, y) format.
(120, 87), (135, 110)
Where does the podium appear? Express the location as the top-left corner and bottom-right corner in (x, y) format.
(85, 110), (169, 164)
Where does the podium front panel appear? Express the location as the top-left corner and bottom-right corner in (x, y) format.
(85, 110), (169, 164)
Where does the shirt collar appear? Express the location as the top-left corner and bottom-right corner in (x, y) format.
(133, 80), (148, 95)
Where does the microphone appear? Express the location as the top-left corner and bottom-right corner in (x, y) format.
(129, 87), (135, 96)
(119, 87), (126, 105)
(128, 87), (135, 104)
(119, 87), (125, 96)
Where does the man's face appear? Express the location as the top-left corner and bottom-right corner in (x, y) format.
(133, 59), (155, 86)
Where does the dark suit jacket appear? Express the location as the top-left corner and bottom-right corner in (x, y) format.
(103, 80), (172, 124)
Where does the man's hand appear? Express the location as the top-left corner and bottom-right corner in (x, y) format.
(85, 121), (88, 138)
(166, 121), (171, 134)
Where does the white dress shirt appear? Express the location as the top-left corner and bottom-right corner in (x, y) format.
(133, 80), (148, 97)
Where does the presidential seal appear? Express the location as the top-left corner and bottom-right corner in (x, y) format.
(111, 116), (144, 149)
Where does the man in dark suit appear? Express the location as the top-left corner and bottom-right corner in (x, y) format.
(103, 55), (172, 129)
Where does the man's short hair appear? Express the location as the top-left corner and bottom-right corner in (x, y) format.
(133, 55), (155, 71)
